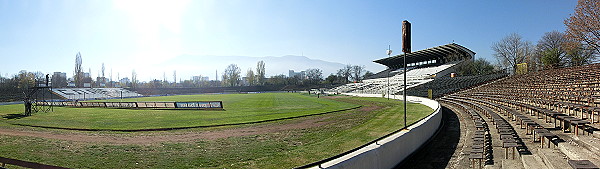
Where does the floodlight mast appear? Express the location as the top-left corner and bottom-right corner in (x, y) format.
(403, 52), (407, 127)
(402, 20), (411, 128)
(386, 45), (392, 100)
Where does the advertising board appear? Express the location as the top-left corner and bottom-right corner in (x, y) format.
(175, 101), (223, 109)
(37, 101), (223, 110)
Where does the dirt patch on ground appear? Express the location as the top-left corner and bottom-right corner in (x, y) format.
(0, 117), (332, 144)
(321, 95), (350, 99)
(359, 105), (382, 112)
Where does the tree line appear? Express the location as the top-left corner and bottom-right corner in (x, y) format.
(0, 70), (46, 90)
(492, 0), (599, 73)
(0, 54), (372, 90)
(219, 62), (371, 87)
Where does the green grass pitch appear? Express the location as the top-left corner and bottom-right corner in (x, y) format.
(2, 93), (359, 130)
(0, 93), (434, 168)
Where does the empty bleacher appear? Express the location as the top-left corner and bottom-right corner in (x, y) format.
(440, 98), (494, 168)
(406, 73), (507, 98)
(364, 68), (402, 79)
(329, 61), (461, 94)
(52, 88), (142, 100)
(439, 63), (600, 168)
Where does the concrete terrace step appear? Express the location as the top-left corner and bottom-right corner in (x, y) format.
(557, 138), (600, 166)
(576, 135), (600, 155)
(520, 155), (545, 169)
(500, 158), (525, 169)
(536, 148), (570, 169)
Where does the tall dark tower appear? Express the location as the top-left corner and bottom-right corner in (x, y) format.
(402, 20), (411, 54)
(401, 20), (411, 128)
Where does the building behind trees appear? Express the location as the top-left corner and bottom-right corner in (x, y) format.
(51, 72), (67, 88)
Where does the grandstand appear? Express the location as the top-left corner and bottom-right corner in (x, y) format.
(328, 42), (600, 167)
(433, 63), (600, 168)
(329, 43), (482, 95)
(51, 88), (142, 100)
(332, 42), (600, 168)
(405, 73), (507, 98)
(329, 61), (459, 94)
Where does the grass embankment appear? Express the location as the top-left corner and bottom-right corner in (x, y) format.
(1, 93), (358, 130)
(0, 94), (433, 168)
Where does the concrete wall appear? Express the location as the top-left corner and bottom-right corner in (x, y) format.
(309, 94), (441, 169)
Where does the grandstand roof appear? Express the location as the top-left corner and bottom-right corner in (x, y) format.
(374, 43), (475, 69)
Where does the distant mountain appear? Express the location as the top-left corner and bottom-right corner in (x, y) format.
(161, 55), (347, 80)
(262, 55), (348, 76)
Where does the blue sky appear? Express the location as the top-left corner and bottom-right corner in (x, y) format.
(0, 0), (577, 81)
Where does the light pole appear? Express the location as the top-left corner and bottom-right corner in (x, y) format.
(403, 51), (407, 127)
(386, 45), (392, 100)
(402, 20), (411, 128)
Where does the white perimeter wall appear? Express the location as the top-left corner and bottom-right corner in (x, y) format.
(309, 94), (441, 169)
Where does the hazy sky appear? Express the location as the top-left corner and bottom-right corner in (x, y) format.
(0, 0), (577, 81)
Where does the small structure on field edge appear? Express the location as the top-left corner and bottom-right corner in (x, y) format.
(23, 74), (54, 116)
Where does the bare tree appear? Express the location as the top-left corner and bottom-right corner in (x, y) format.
(110, 68), (113, 87)
(101, 63), (105, 78)
(74, 52), (83, 87)
(564, 0), (600, 54)
(173, 70), (177, 85)
(351, 65), (365, 82)
(256, 61), (266, 85)
(33, 71), (45, 84)
(131, 69), (137, 88)
(336, 65), (352, 83)
(305, 68), (323, 84)
(223, 64), (241, 87)
(536, 31), (568, 69)
(86, 68), (92, 86)
(17, 70), (35, 89)
(491, 33), (534, 73)
(537, 31), (567, 53)
(221, 73), (229, 86)
(99, 63), (106, 85)
(564, 41), (597, 66)
(245, 68), (255, 86)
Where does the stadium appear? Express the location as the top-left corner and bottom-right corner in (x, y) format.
(1, 40), (599, 169)
(2, 1), (600, 168)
